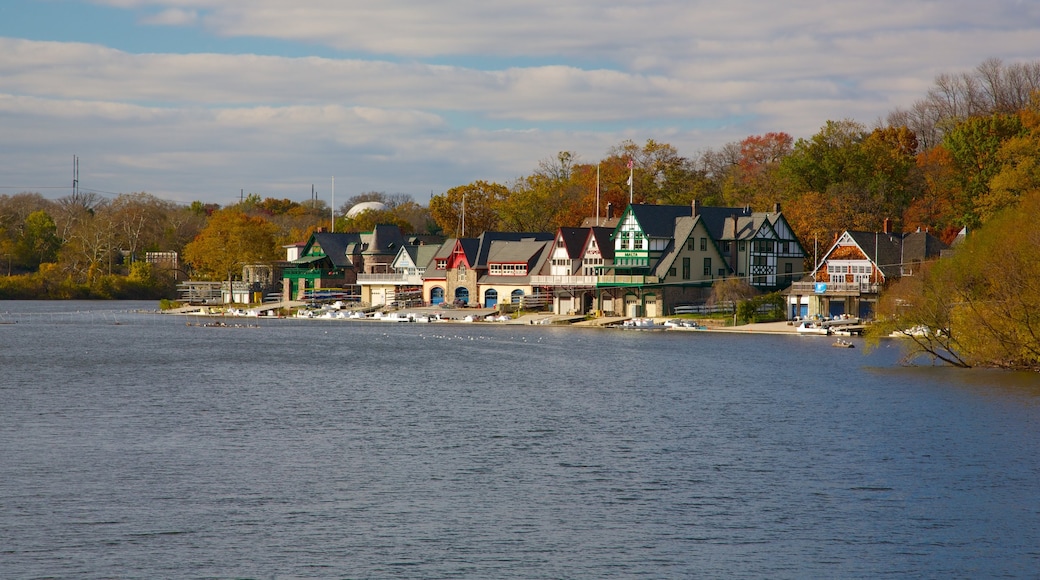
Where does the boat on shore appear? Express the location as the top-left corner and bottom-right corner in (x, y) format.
(617, 318), (669, 330)
(796, 320), (831, 335)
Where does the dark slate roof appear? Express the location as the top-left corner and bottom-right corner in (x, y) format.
(696, 206), (753, 240)
(845, 231), (904, 279)
(588, 227), (615, 260)
(309, 232), (362, 268)
(363, 224), (406, 257)
(901, 230), (948, 262)
(627, 204), (693, 238)
(556, 227), (588, 259)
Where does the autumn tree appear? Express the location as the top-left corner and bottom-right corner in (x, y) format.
(499, 152), (587, 232)
(429, 181), (506, 237)
(869, 189), (1040, 370)
(182, 209), (280, 283)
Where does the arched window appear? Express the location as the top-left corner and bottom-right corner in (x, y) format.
(510, 289), (525, 305)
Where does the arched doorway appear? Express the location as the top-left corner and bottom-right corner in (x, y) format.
(510, 289), (524, 305)
(454, 287), (470, 305)
(484, 288), (498, 308)
(430, 286), (445, 305)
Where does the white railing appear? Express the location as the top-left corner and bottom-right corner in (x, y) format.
(789, 281), (878, 294)
(355, 272), (423, 284)
(529, 275), (598, 287)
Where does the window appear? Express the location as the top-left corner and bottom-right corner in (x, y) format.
(739, 241), (746, 252)
(457, 263), (467, 281)
(687, 239), (695, 251)
(718, 268), (726, 277)
(703, 257), (711, 276)
(668, 267), (676, 277)
(682, 257), (691, 280)
(722, 241), (731, 253)
(700, 237), (707, 251)
(784, 262), (793, 283)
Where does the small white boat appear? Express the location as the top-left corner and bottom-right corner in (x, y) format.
(620, 318), (668, 330)
(832, 338), (855, 348)
(796, 320), (831, 335)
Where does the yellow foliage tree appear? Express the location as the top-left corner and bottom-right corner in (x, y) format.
(183, 209), (280, 282)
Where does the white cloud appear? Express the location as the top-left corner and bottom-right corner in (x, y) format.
(3, 0), (1040, 203)
(140, 8), (198, 26)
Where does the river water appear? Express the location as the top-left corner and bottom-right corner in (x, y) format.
(1, 301), (1038, 579)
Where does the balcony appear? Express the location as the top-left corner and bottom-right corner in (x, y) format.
(355, 272), (423, 285)
(595, 274), (660, 286)
(529, 275), (599, 287)
(789, 281), (879, 295)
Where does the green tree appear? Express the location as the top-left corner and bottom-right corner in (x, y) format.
(940, 112), (1026, 229)
(15, 210), (60, 269)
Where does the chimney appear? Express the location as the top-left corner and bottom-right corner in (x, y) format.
(883, 218), (891, 234)
(773, 202), (781, 214)
(692, 199), (701, 217)
(607, 202), (614, 220)
(730, 215), (739, 274)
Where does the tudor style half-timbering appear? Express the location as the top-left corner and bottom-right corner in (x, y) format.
(717, 205), (806, 290)
(594, 201), (805, 317)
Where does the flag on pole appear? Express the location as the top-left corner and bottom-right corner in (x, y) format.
(626, 159), (633, 187)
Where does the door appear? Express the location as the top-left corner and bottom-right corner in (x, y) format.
(484, 288), (498, 308)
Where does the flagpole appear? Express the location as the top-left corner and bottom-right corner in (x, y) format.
(331, 176), (335, 233)
(596, 163), (601, 226)
(627, 160), (633, 205)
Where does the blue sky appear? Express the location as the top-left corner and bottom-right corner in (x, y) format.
(2, 0), (1039, 206)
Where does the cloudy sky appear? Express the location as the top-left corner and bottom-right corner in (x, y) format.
(2, 1), (1038, 206)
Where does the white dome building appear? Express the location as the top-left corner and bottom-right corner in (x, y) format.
(346, 201), (388, 218)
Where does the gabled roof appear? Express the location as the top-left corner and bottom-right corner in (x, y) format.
(624, 204), (693, 238)
(696, 206), (753, 240)
(449, 231), (554, 269)
(422, 238), (456, 279)
(486, 239), (549, 265)
(305, 232), (362, 268)
(363, 224), (406, 257)
(820, 231), (905, 280)
(394, 244), (440, 271)
(901, 230), (948, 262)
(586, 227), (615, 260)
(555, 227), (588, 259)
(653, 215), (698, 278)
(480, 240), (552, 284)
